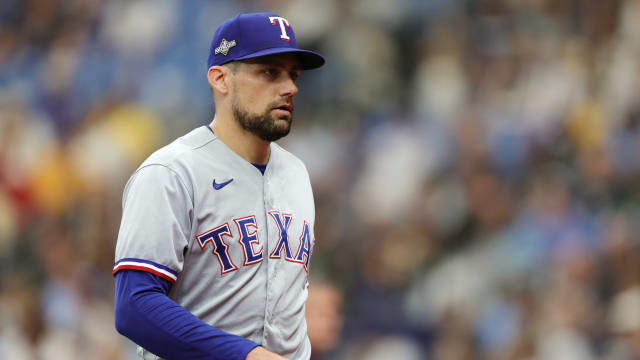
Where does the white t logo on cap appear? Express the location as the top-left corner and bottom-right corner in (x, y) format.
(269, 16), (291, 42)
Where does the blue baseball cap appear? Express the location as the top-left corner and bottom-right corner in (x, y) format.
(207, 12), (325, 70)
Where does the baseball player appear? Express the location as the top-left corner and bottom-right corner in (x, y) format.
(113, 13), (325, 360)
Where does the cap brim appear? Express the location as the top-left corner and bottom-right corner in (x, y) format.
(234, 48), (325, 70)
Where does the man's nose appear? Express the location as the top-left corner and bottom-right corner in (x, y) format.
(280, 77), (299, 97)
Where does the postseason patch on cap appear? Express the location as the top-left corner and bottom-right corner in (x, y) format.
(214, 38), (236, 56)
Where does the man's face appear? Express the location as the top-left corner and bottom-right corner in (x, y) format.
(227, 53), (302, 142)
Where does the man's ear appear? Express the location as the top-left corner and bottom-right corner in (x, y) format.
(208, 66), (230, 94)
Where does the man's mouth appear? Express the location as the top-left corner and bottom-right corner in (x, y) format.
(273, 103), (293, 116)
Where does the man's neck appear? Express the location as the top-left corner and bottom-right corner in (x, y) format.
(209, 116), (271, 165)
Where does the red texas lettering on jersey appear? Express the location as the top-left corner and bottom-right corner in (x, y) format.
(196, 223), (239, 274)
(268, 211), (294, 260)
(196, 212), (312, 275)
(234, 215), (263, 266)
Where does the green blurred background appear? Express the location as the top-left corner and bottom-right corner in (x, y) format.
(2, 0), (640, 359)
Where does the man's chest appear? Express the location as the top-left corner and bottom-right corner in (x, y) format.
(186, 168), (315, 277)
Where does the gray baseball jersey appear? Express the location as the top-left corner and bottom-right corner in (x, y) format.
(113, 125), (315, 359)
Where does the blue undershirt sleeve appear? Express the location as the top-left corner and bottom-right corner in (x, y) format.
(114, 269), (259, 360)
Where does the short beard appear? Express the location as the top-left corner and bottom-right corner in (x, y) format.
(232, 99), (292, 142)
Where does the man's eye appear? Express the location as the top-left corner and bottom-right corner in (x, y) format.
(264, 69), (278, 77)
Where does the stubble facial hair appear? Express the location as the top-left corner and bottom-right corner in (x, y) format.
(231, 98), (292, 142)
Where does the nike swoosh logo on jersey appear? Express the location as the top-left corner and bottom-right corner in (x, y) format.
(213, 178), (233, 190)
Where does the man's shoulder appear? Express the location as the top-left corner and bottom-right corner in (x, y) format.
(140, 126), (216, 169)
(271, 142), (309, 174)
(124, 126), (217, 195)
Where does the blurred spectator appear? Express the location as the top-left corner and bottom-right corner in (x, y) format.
(306, 280), (344, 360)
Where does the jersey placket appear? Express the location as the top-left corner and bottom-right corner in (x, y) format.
(261, 158), (277, 348)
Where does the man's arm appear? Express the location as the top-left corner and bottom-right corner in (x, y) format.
(245, 347), (288, 360)
(115, 269), (262, 360)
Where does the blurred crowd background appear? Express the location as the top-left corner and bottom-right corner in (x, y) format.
(2, 0), (640, 359)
